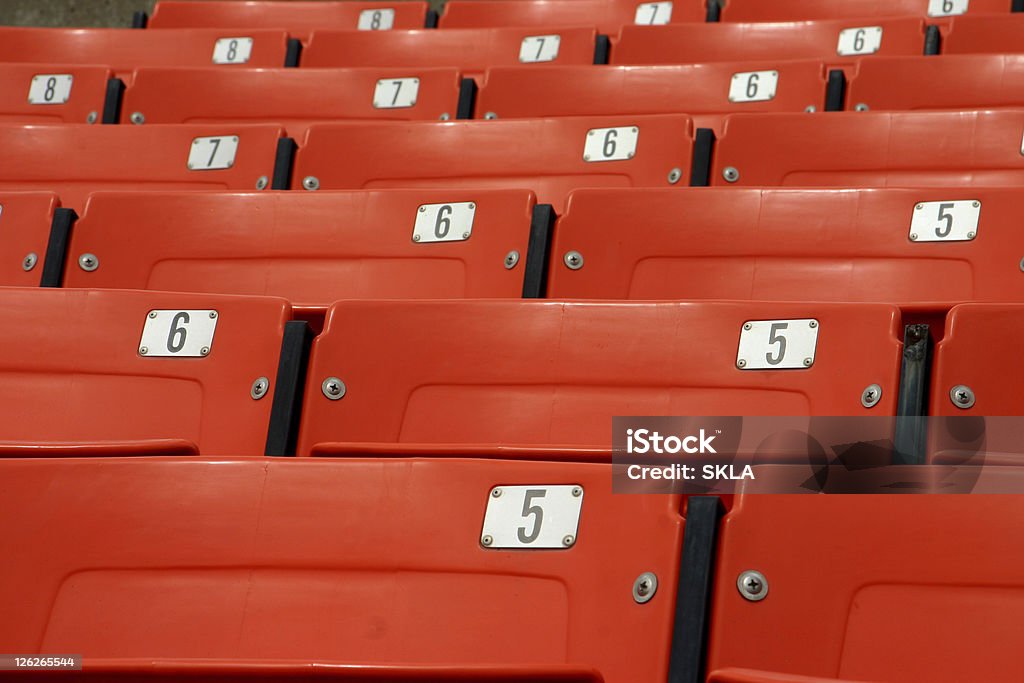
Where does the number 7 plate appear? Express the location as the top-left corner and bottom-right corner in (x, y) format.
(481, 485), (584, 549)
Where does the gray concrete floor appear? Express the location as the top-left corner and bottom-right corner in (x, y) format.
(0, 0), (445, 27)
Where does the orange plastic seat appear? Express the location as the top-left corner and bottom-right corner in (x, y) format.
(0, 27), (291, 79)
(0, 64), (113, 125)
(304, 27), (601, 80)
(292, 115), (695, 212)
(944, 13), (1024, 53)
(441, 0), (708, 33)
(708, 489), (1024, 681)
(0, 288), (293, 457)
(550, 187), (1024, 310)
(122, 67), (465, 137)
(0, 123), (284, 211)
(846, 55), (1024, 112)
(63, 190), (548, 313)
(475, 63), (838, 133)
(0, 192), (61, 287)
(149, 0), (431, 43)
(613, 18), (932, 65)
(720, 0), (1014, 22)
(296, 300), (902, 457)
(711, 110), (1024, 188)
(0, 456), (685, 682)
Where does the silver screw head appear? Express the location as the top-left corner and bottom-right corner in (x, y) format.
(481, 535), (493, 546)
(737, 570), (768, 601)
(743, 322), (752, 330)
(571, 486), (582, 497)
(737, 359), (747, 368)
(86, 111), (98, 124)
(484, 112), (497, 120)
(139, 346), (149, 355)
(723, 166), (740, 183)
(861, 383), (882, 408)
(250, 376), (269, 400)
(667, 167), (682, 184)
(910, 233), (918, 241)
(148, 311), (157, 318)
(632, 572), (658, 604)
(805, 105), (817, 113)
(322, 377), (346, 400)
(562, 535), (575, 547)
(950, 384), (976, 409)
(967, 231), (976, 240)
(130, 112), (145, 125)
(491, 487), (502, 497)
(22, 253), (37, 271)
(412, 234), (421, 242)
(209, 311), (218, 319)
(200, 346), (210, 356)
(803, 357), (813, 367)
(564, 250), (584, 270)
(255, 175), (268, 190)
(439, 112), (450, 121)
(302, 176), (320, 191)
(461, 231), (470, 239)
(916, 203), (924, 210)
(78, 253), (99, 271)
(1019, 256), (1024, 272)
(972, 201), (980, 208)
(504, 250), (520, 269)
(808, 320), (817, 328)
(855, 103), (869, 112)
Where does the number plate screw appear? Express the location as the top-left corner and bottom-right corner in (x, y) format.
(632, 572), (658, 604)
(808, 320), (817, 328)
(564, 251), (584, 270)
(481, 535), (493, 546)
(209, 311), (217, 319)
(910, 233), (918, 241)
(916, 204), (924, 210)
(737, 570), (768, 601)
(139, 346), (149, 355)
(491, 487), (502, 497)
(972, 201), (980, 208)
(412, 234), (421, 242)
(743, 322), (752, 330)
(130, 112), (145, 125)
(504, 250), (520, 269)
(250, 377), (269, 400)
(722, 166), (740, 183)
(462, 231), (470, 239)
(967, 231), (976, 240)
(148, 311), (157, 318)
(571, 486), (582, 497)
(322, 377), (346, 400)
(861, 383), (882, 408)
(21, 253), (37, 271)
(736, 359), (747, 368)
(78, 253), (99, 271)
(562, 535), (575, 547)
(803, 357), (813, 367)
(950, 384), (976, 409)
(200, 346), (210, 356)
(302, 176), (320, 191)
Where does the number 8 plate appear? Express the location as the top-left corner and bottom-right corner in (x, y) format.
(481, 485), (584, 549)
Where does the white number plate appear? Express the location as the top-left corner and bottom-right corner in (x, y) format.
(910, 200), (980, 242)
(413, 202), (475, 243)
(139, 310), (218, 358)
(729, 71), (778, 103)
(583, 126), (639, 162)
(28, 74), (73, 105)
(358, 8), (396, 30)
(737, 319), (819, 370)
(481, 485), (584, 549)
(928, 0), (969, 16)
(836, 27), (883, 56)
(519, 35), (561, 63)
(187, 136), (238, 171)
(635, 1), (673, 25)
(374, 78), (419, 108)
(212, 37), (253, 64)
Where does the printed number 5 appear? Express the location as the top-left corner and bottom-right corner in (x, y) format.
(936, 203), (954, 238)
(766, 322), (788, 366)
(517, 489), (545, 543)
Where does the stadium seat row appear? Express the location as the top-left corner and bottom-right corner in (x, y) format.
(5, 187), (1024, 314)
(4, 13), (1024, 77)
(4, 111), (1024, 210)
(1, 286), (1018, 462)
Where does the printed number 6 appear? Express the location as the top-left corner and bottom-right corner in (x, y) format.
(167, 312), (190, 353)
(746, 73), (759, 99)
(603, 129), (618, 157)
(853, 29), (866, 52)
(434, 205), (452, 238)
(517, 489), (546, 543)
(766, 322), (788, 366)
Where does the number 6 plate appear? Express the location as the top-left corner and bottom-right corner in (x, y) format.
(737, 319), (819, 370)
(481, 485), (583, 549)
(139, 310), (218, 358)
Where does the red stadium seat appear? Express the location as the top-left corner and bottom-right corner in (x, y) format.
(0, 123), (285, 211)
(0, 456), (684, 682)
(63, 190), (546, 313)
(613, 18), (932, 65)
(710, 110), (1024, 188)
(720, 0), (1014, 22)
(708, 490), (1024, 681)
(0, 192), (61, 287)
(296, 300), (903, 457)
(292, 115), (696, 212)
(0, 64), (112, 125)
(943, 13), (1024, 53)
(550, 187), (1024, 310)
(442, 0), (707, 33)
(0, 27), (291, 78)
(305, 27), (601, 81)
(474, 63), (837, 132)
(0, 288), (292, 457)
(149, 1), (431, 42)
(846, 55), (1024, 112)
(122, 67), (465, 137)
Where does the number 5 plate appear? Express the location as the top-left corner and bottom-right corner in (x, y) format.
(481, 485), (583, 549)
(737, 319), (819, 370)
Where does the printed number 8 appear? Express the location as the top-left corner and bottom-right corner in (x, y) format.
(43, 77), (57, 102)
(226, 39), (239, 61)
